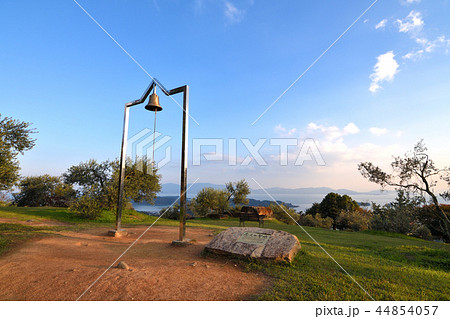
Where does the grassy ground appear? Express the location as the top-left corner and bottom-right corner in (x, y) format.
(1, 206), (449, 300)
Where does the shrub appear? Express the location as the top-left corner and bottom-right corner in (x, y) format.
(416, 205), (450, 242)
(160, 204), (180, 220)
(314, 214), (333, 228)
(298, 213), (333, 228)
(411, 225), (433, 241)
(337, 208), (372, 231)
(269, 203), (299, 225)
(13, 175), (76, 207)
(304, 193), (360, 229)
(370, 190), (420, 235)
(298, 214), (315, 227)
(69, 188), (103, 219)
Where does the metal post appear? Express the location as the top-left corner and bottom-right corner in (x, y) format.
(115, 104), (130, 231)
(179, 85), (189, 241)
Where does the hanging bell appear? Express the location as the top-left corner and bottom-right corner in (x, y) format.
(145, 91), (163, 112)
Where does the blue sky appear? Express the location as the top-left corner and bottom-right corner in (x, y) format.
(1, 0), (449, 192)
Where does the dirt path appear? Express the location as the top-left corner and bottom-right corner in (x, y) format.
(0, 225), (269, 300)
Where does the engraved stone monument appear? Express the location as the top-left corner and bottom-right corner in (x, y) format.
(205, 227), (301, 262)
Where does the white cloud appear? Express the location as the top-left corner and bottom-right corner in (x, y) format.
(343, 123), (360, 135)
(375, 19), (387, 30)
(403, 35), (450, 60)
(401, 0), (421, 5)
(274, 124), (297, 137)
(305, 123), (401, 165)
(415, 37), (427, 45)
(224, 1), (244, 24)
(369, 127), (388, 136)
(369, 51), (399, 93)
(307, 122), (360, 142)
(402, 49), (424, 60)
(396, 11), (424, 34)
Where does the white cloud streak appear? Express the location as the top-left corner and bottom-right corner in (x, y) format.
(224, 1), (244, 24)
(375, 19), (387, 30)
(403, 35), (450, 60)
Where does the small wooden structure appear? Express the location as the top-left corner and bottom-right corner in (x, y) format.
(239, 206), (273, 228)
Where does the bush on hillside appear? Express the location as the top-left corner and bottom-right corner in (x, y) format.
(69, 187), (103, 219)
(304, 193), (360, 229)
(298, 213), (333, 229)
(269, 203), (299, 225)
(160, 204), (180, 220)
(13, 175), (76, 207)
(337, 208), (373, 231)
(416, 205), (450, 242)
(370, 190), (421, 235)
(411, 224), (433, 241)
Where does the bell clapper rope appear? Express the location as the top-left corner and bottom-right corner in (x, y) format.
(152, 86), (157, 171)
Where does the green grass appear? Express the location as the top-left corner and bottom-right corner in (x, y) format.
(0, 206), (180, 227)
(1, 207), (449, 300)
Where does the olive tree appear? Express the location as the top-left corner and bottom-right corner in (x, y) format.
(189, 187), (230, 217)
(0, 114), (36, 190)
(13, 175), (76, 207)
(358, 140), (450, 239)
(225, 179), (250, 208)
(64, 157), (161, 211)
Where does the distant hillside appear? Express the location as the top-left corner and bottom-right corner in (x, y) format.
(160, 183), (226, 195)
(159, 183), (393, 197)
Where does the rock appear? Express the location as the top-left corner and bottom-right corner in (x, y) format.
(117, 261), (130, 270)
(108, 229), (128, 238)
(188, 262), (197, 267)
(205, 227), (301, 262)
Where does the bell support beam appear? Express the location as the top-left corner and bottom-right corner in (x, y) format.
(115, 79), (190, 243)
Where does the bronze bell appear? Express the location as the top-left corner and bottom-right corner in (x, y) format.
(145, 91), (163, 112)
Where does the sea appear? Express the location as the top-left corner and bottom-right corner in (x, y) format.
(254, 193), (398, 211)
(132, 192), (398, 215)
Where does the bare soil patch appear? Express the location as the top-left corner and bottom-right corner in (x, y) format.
(0, 225), (269, 300)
